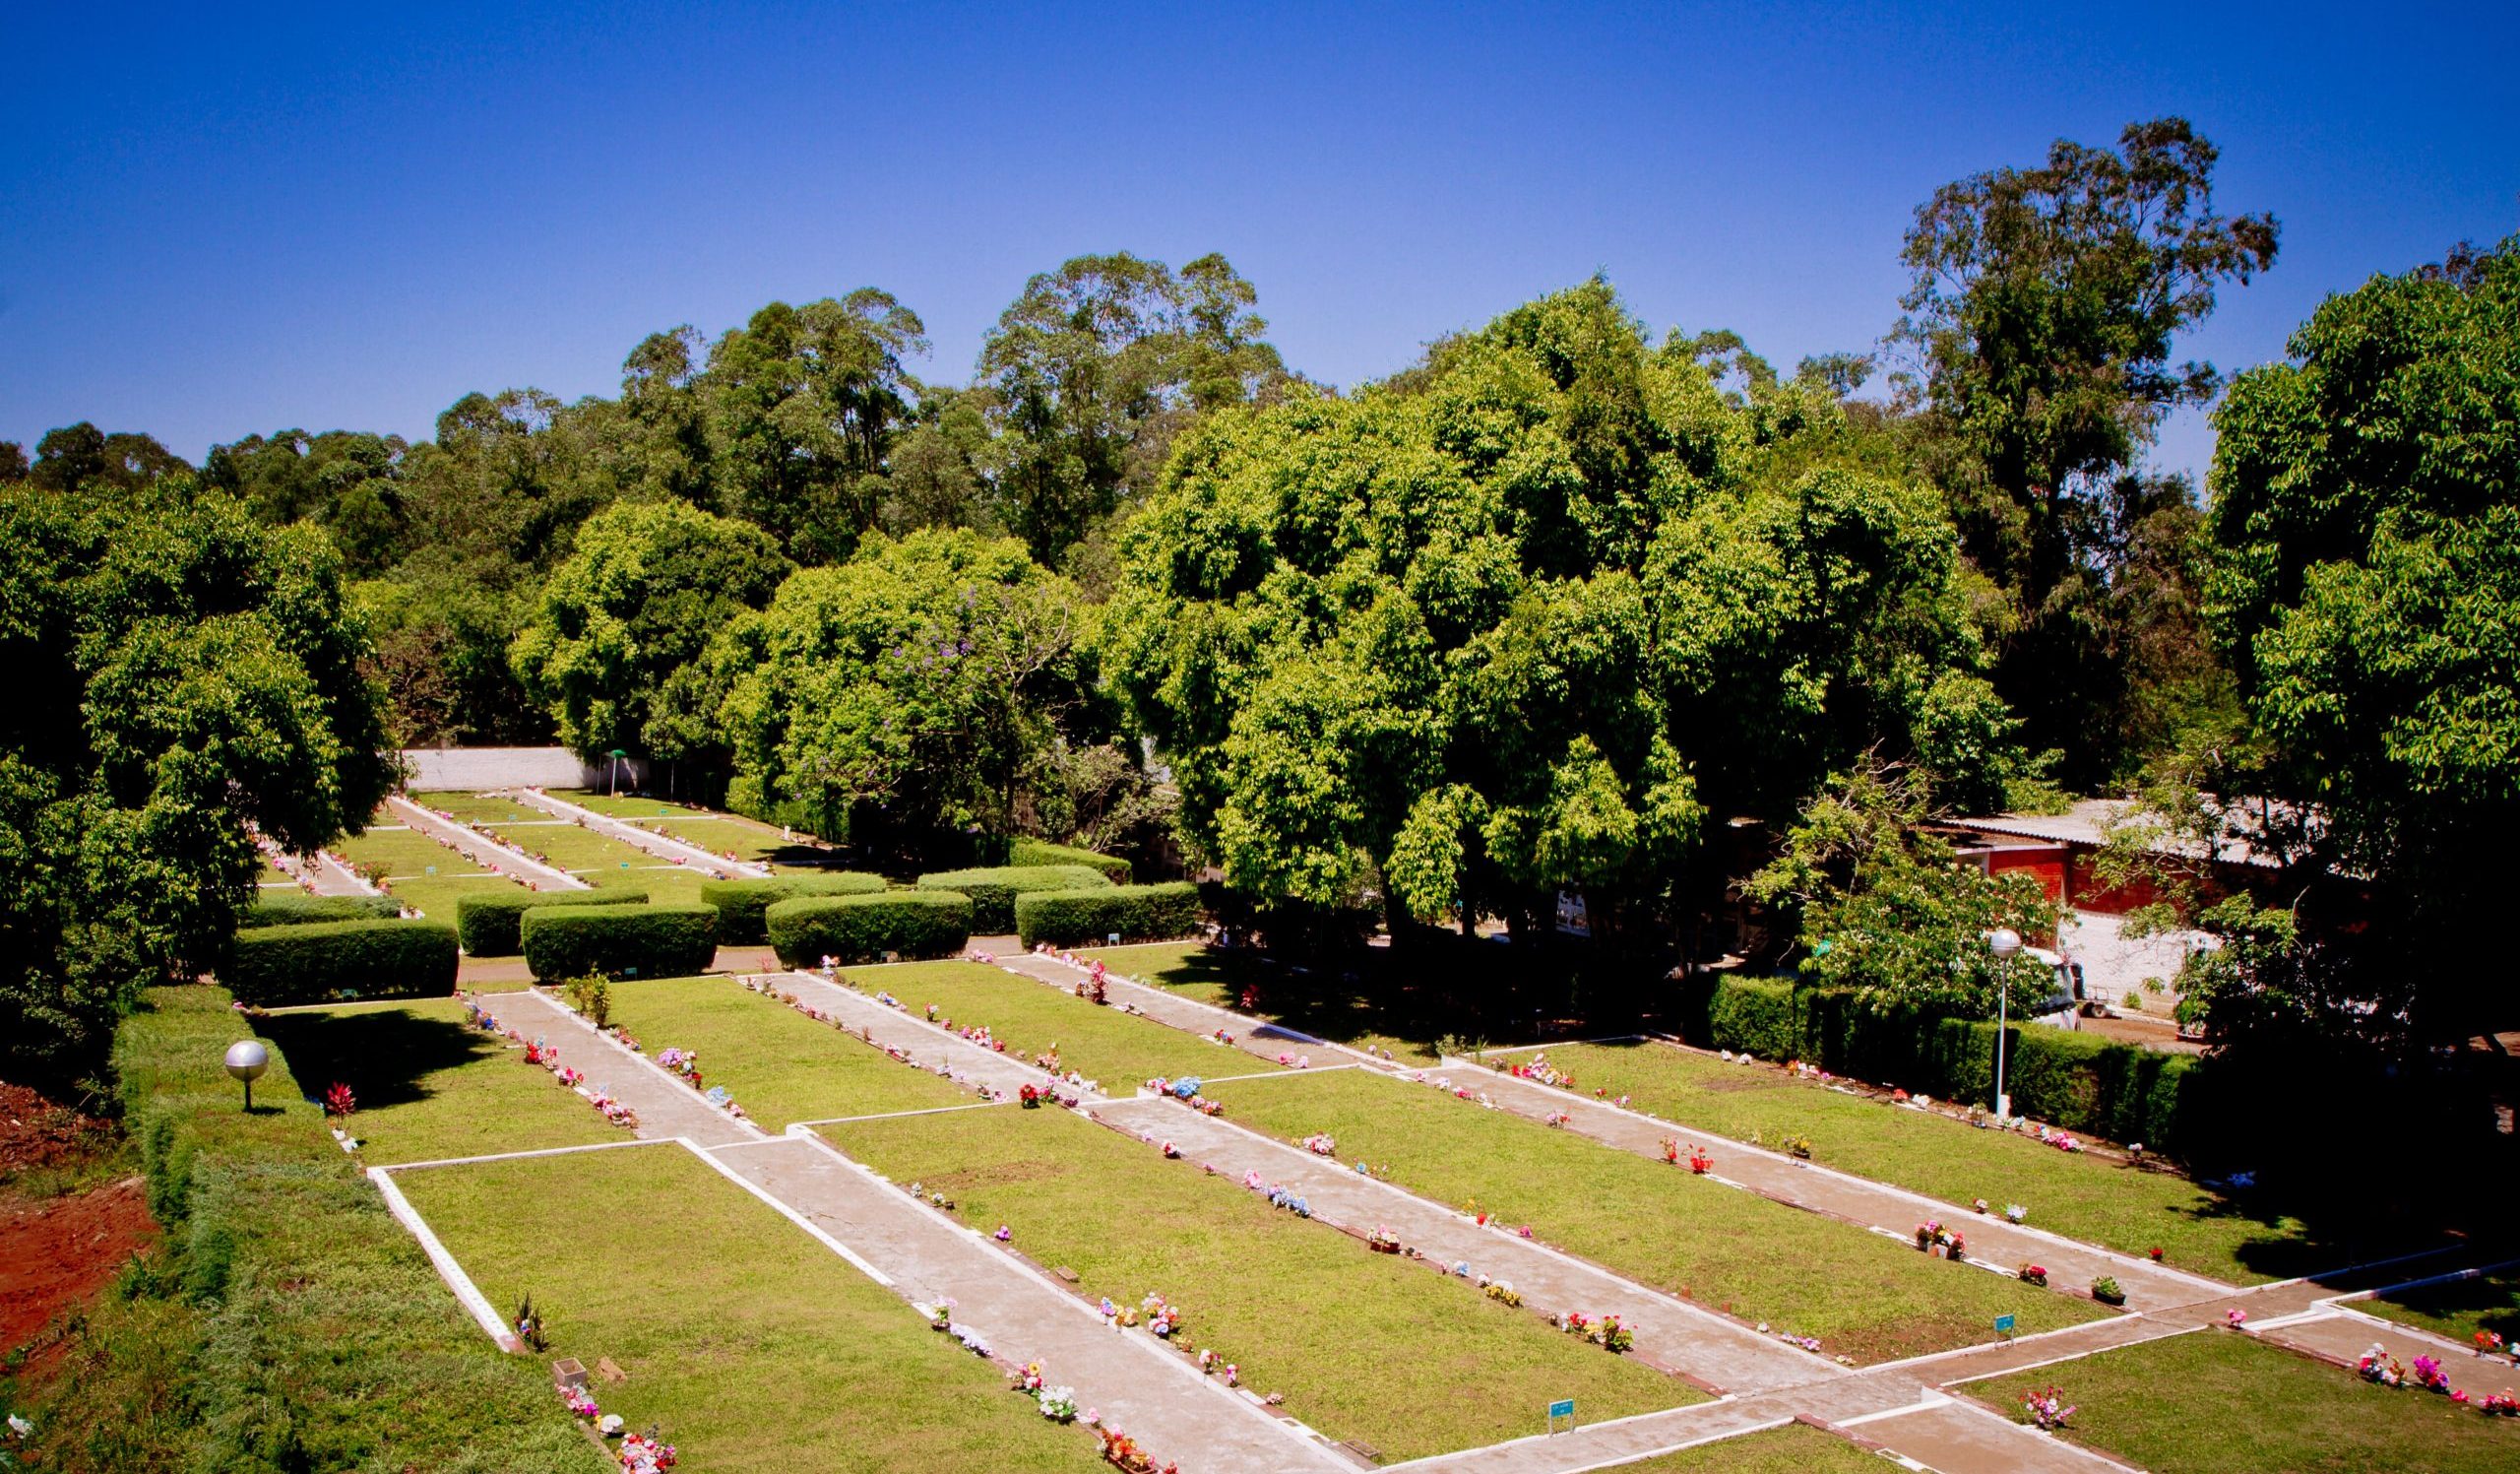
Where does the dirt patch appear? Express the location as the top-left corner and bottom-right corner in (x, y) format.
(1, 1176), (158, 1358)
(0, 1082), (113, 1177)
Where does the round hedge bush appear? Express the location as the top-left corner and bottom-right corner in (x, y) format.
(697, 872), (889, 944)
(519, 903), (718, 981)
(766, 891), (972, 967)
(1014, 882), (1203, 949)
(242, 893), (403, 929)
(913, 865), (1110, 933)
(456, 886), (650, 956)
(225, 919), (459, 1006)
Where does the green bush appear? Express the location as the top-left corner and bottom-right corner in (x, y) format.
(914, 865), (1111, 932)
(766, 891), (972, 966)
(698, 872), (889, 944)
(1014, 881), (1203, 948)
(242, 893), (403, 928)
(223, 920), (459, 1006)
(1008, 838), (1133, 883)
(519, 903), (718, 981)
(455, 886), (649, 956)
(1687, 978), (2196, 1154)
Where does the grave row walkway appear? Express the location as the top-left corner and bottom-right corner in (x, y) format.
(386, 795), (589, 891)
(510, 787), (773, 880)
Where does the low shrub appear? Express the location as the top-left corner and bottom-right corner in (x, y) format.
(1014, 881), (1203, 948)
(1008, 838), (1133, 883)
(455, 886), (650, 955)
(766, 891), (972, 966)
(242, 893), (403, 928)
(519, 903), (718, 981)
(698, 872), (889, 943)
(914, 865), (1110, 932)
(223, 920), (459, 1006)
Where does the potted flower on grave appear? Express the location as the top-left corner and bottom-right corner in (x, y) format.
(1946, 1231), (1967, 1263)
(1020, 1084), (1041, 1109)
(2019, 1263), (2048, 1287)
(1687, 1147), (1714, 1175)
(2022, 1385), (2076, 1430)
(2090, 1276), (2125, 1307)
(1783, 1133), (1813, 1160)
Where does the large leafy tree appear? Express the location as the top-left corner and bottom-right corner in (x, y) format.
(1104, 283), (2023, 944)
(0, 482), (394, 1093)
(1897, 118), (2278, 784)
(714, 528), (1093, 859)
(204, 428), (413, 574)
(508, 499), (790, 771)
(2187, 237), (2520, 1051)
(980, 252), (1286, 566)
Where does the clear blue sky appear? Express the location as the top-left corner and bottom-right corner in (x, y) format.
(6, 2), (2514, 485)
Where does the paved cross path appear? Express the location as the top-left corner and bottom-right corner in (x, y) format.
(508, 787), (774, 880)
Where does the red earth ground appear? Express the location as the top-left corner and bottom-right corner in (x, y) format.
(1, 1084), (156, 1364)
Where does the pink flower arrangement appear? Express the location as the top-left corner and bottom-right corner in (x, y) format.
(2022, 1385), (2076, 1430)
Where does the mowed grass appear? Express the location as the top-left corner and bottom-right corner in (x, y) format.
(824, 1106), (1695, 1460)
(258, 997), (622, 1166)
(1216, 1069), (2107, 1363)
(600, 975), (977, 1127)
(1975, 1325), (2520, 1472)
(411, 789), (548, 825)
(850, 960), (1280, 1087)
(1513, 1040), (2308, 1284)
(333, 822), (521, 920)
(474, 819), (714, 905)
(400, 1146), (1100, 1474)
(1611, 1423), (1897, 1472)
(1078, 941), (1440, 1063)
(555, 791), (837, 873)
(2362, 1263), (2520, 1345)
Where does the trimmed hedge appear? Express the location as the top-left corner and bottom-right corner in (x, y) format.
(766, 891), (972, 967)
(242, 893), (402, 929)
(1673, 976), (2196, 1156)
(1008, 839), (1132, 883)
(698, 872), (889, 944)
(224, 920), (459, 1006)
(914, 865), (1111, 933)
(1014, 882), (1203, 949)
(519, 903), (718, 981)
(455, 886), (649, 956)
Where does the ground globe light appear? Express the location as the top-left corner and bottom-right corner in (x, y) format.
(1986, 928), (2022, 1122)
(224, 1038), (270, 1112)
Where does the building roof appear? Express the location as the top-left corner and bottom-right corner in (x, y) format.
(1949, 799), (2293, 871)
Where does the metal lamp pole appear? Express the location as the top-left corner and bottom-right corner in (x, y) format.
(1988, 927), (2021, 1122)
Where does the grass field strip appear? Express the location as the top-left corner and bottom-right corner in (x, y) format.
(377, 1136), (675, 1173)
(515, 987), (771, 1140)
(781, 1122), (1353, 1465)
(387, 795), (590, 890)
(368, 1162), (526, 1351)
(512, 786), (773, 879)
(1433, 1054), (2239, 1299)
(992, 949), (1385, 1068)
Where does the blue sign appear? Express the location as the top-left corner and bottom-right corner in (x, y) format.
(1994, 1314), (2017, 1334)
(1547, 1400), (1575, 1419)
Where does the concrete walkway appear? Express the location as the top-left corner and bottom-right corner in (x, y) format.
(768, 971), (1102, 1105)
(511, 787), (772, 880)
(388, 795), (590, 891)
(510, 989), (759, 1148)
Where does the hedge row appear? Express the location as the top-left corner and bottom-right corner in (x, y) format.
(1671, 976), (2195, 1154)
(1007, 839), (1132, 883)
(767, 891), (971, 966)
(224, 920), (459, 1006)
(699, 872), (889, 943)
(242, 893), (402, 929)
(456, 886), (649, 956)
(519, 903), (718, 981)
(1014, 882), (1202, 949)
(915, 865), (1111, 932)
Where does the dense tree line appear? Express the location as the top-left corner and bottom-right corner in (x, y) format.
(9, 123), (2513, 1086)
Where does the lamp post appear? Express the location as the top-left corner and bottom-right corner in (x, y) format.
(224, 1039), (270, 1113)
(607, 749), (627, 799)
(1987, 927), (2021, 1122)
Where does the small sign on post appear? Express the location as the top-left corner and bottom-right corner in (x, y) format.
(1546, 1398), (1576, 1435)
(1994, 1314), (2017, 1336)
(1107, 932), (1121, 945)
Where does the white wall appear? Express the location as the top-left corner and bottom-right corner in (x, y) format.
(400, 746), (649, 792)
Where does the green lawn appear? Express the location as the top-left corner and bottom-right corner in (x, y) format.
(555, 791), (837, 873)
(474, 819), (714, 905)
(1611, 1423), (1895, 1472)
(332, 823), (523, 921)
(1500, 1040), (2314, 1284)
(258, 997), (624, 1166)
(849, 960), (1282, 1088)
(1077, 940), (1442, 1063)
(400, 1145), (1099, 1473)
(2362, 1264), (2520, 1345)
(824, 1106), (1696, 1460)
(1214, 1069), (2107, 1364)
(411, 789), (548, 825)
(1974, 1326), (2520, 1472)
(600, 975), (979, 1127)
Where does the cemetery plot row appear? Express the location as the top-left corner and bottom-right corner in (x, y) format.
(841, 960), (1288, 1091)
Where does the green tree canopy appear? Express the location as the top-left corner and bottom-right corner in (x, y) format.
(509, 499), (790, 765)
(715, 528), (1093, 860)
(0, 481), (394, 1092)
(1102, 282), (2025, 942)
(2192, 236), (2520, 1048)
